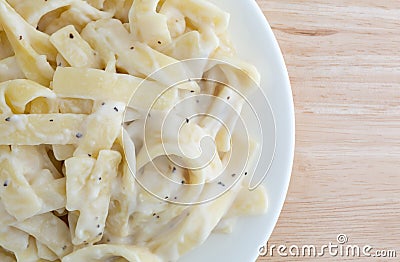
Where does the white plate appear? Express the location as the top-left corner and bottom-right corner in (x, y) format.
(179, 1), (295, 261)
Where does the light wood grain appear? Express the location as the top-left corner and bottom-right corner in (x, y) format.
(255, 0), (400, 261)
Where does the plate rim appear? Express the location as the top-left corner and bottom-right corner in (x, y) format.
(179, 0), (295, 261)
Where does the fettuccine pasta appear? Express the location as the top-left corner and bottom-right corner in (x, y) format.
(0, 0), (268, 261)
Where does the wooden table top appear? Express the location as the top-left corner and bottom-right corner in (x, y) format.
(256, 1), (400, 261)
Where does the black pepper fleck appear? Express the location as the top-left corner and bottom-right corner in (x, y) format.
(157, 41), (162, 44)
(113, 106), (119, 112)
(130, 46), (135, 50)
(152, 213), (156, 216)
(164, 196), (169, 199)
(185, 118), (189, 124)
(97, 224), (100, 228)
(49, 119), (54, 122)
(5, 117), (10, 122)
(231, 173), (236, 177)
(19, 35), (22, 40)
(190, 90), (194, 93)
(88, 154), (92, 157)
(62, 245), (67, 250)
(172, 166), (176, 173)
(174, 197), (177, 200)
(69, 33), (74, 39)
(3, 180), (9, 187)
(58, 62), (62, 67)
(101, 102), (105, 106)
(244, 172), (248, 176)
(196, 99), (200, 103)
(217, 181), (225, 187)
(156, 215), (160, 219)
(181, 180), (185, 184)
(227, 96), (231, 100)
(98, 177), (102, 181)
(76, 132), (83, 138)
(98, 232), (102, 236)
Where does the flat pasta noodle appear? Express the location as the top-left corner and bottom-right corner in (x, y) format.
(0, 0), (58, 61)
(6, 0), (74, 27)
(42, 0), (112, 34)
(79, 19), (121, 72)
(105, 158), (137, 238)
(198, 58), (261, 152)
(224, 185), (268, 217)
(0, 114), (87, 145)
(53, 67), (179, 111)
(52, 144), (76, 161)
(13, 212), (73, 258)
(36, 145), (64, 178)
(31, 171), (66, 214)
(119, 41), (200, 91)
(161, 30), (220, 60)
(148, 183), (241, 260)
(58, 98), (94, 114)
(0, 0), (57, 85)
(129, 0), (172, 48)
(27, 96), (59, 114)
(65, 150), (121, 245)
(104, 0), (134, 23)
(0, 146), (67, 223)
(50, 25), (102, 68)
(0, 157), (43, 221)
(160, 0), (230, 35)
(72, 102), (124, 157)
(53, 67), (142, 103)
(0, 79), (55, 114)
